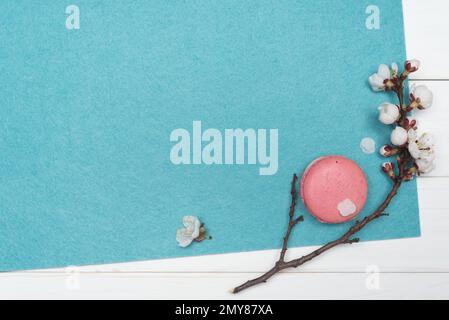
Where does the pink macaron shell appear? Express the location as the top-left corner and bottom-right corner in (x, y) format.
(300, 156), (368, 224)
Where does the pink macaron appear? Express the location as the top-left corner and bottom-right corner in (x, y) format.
(300, 156), (368, 224)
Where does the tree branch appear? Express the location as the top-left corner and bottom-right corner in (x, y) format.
(279, 174), (302, 262)
(232, 64), (417, 294)
(232, 166), (406, 294)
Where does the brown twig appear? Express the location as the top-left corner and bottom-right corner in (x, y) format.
(232, 67), (415, 294)
(232, 165), (406, 294)
(279, 174), (303, 263)
(233, 174), (303, 293)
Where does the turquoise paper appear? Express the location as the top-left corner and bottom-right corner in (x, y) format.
(0, 0), (419, 271)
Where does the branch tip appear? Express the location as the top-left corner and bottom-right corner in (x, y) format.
(345, 238), (360, 244)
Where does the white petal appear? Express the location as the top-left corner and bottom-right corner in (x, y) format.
(182, 216), (201, 239)
(176, 228), (194, 247)
(379, 113), (395, 125)
(337, 199), (357, 217)
(391, 63), (399, 74)
(419, 132), (435, 147)
(360, 137), (376, 154)
(369, 74), (385, 91)
(421, 152), (435, 162)
(408, 142), (421, 159)
(408, 129), (418, 142)
(422, 163), (436, 173)
(416, 158), (435, 173)
(378, 64), (391, 80)
(413, 85), (434, 109)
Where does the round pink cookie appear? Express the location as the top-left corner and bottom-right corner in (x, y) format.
(300, 156), (368, 224)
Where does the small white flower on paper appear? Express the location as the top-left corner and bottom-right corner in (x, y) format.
(390, 126), (408, 146)
(410, 85), (433, 109)
(176, 216), (201, 248)
(378, 102), (400, 125)
(360, 137), (376, 154)
(368, 64), (392, 92)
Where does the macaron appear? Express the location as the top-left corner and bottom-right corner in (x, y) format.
(300, 156), (368, 224)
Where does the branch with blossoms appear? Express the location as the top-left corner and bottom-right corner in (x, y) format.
(232, 60), (435, 294)
(374, 60), (435, 177)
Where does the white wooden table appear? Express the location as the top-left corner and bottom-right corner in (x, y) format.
(1, 0), (448, 299)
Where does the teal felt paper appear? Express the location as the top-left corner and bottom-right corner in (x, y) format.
(0, 0), (420, 271)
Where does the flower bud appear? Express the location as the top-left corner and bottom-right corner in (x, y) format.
(378, 103), (400, 125)
(403, 167), (417, 181)
(405, 59), (420, 73)
(391, 126), (408, 146)
(382, 162), (396, 180)
(379, 145), (398, 157)
(404, 118), (417, 131)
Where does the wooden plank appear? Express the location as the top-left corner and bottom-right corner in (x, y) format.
(2, 272), (449, 299)
(403, 0), (449, 79)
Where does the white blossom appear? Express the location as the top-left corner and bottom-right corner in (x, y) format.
(176, 216), (201, 248)
(368, 64), (395, 92)
(408, 130), (435, 159)
(415, 158), (435, 173)
(410, 85), (433, 109)
(408, 129), (436, 174)
(378, 102), (400, 125)
(390, 126), (408, 146)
